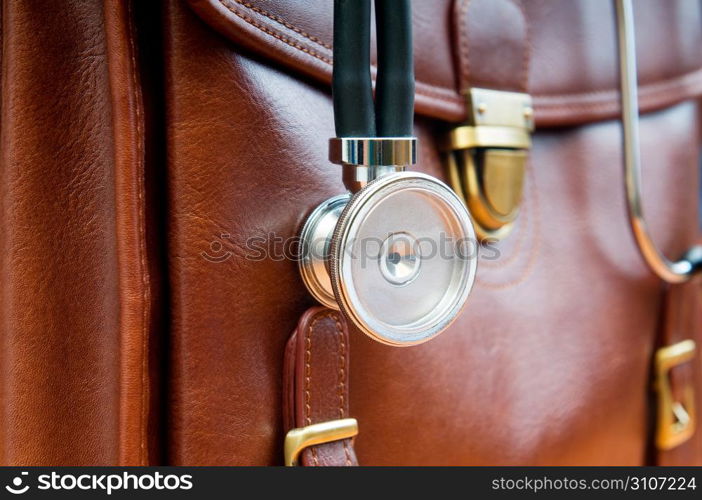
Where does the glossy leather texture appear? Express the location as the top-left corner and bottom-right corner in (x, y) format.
(186, 0), (702, 125)
(283, 307), (358, 466)
(656, 280), (702, 465)
(0, 0), (161, 465)
(163, 0), (702, 465)
(0, 0), (700, 466)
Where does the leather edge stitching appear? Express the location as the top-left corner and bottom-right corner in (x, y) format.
(305, 313), (319, 465)
(219, 1), (332, 65)
(126, 0), (151, 465)
(201, 0), (702, 122)
(229, 0), (332, 50)
(333, 313), (353, 466)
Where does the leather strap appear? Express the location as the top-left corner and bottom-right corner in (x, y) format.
(655, 280), (702, 465)
(453, 0), (531, 93)
(283, 307), (358, 466)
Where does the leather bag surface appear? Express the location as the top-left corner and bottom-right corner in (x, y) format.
(0, 0), (701, 465)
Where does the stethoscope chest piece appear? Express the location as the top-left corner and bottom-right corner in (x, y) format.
(299, 0), (478, 346)
(300, 172), (477, 346)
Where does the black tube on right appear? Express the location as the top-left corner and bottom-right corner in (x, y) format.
(374, 0), (415, 137)
(333, 0), (376, 137)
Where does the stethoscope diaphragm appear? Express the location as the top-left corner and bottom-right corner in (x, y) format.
(300, 172), (477, 346)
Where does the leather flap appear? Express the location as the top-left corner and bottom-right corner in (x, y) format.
(186, 0), (702, 126)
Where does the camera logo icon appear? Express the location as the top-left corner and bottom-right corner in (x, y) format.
(5, 472), (29, 494)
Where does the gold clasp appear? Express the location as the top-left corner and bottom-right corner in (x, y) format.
(444, 88), (534, 241)
(655, 340), (697, 450)
(284, 418), (358, 466)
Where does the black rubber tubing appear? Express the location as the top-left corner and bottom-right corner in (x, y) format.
(374, 0), (415, 137)
(332, 0), (376, 137)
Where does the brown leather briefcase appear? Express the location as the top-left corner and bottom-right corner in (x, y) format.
(0, 0), (701, 466)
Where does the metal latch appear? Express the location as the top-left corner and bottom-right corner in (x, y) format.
(654, 340), (697, 450)
(284, 418), (358, 466)
(444, 88), (534, 240)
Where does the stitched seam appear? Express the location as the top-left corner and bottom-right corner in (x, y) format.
(126, 0), (150, 465)
(220, 0), (469, 106)
(306, 312), (352, 466)
(515, 0), (531, 92)
(218, 0), (702, 116)
(227, 0), (331, 50)
(476, 160), (540, 289)
(333, 314), (353, 466)
(305, 315), (319, 465)
(458, 0), (471, 90)
(535, 67), (702, 101)
(416, 83), (464, 105)
(477, 159), (529, 268)
(415, 81), (461, 100)
(478, 180), (528, 268)
(219, 2), (332, 65)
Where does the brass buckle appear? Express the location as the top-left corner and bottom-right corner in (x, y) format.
(444, 88), (534, 241)
(284, 418), (358, 466)
(655, 340), (697, 450)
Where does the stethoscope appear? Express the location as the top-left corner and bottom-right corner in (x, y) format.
(299, 0), (477, 346)
(299, 0), (702, 348)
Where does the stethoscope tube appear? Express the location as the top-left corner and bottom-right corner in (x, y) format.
(332, 0), (415, 138)
(332, 0), (375, 137)
(374, 0), (415, 137)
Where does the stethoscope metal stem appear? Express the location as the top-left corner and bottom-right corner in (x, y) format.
(616, 0), (702, 283)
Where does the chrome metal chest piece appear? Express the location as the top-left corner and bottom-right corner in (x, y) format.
(300, 0), (478, 346)
(299, 139), (477, 346)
